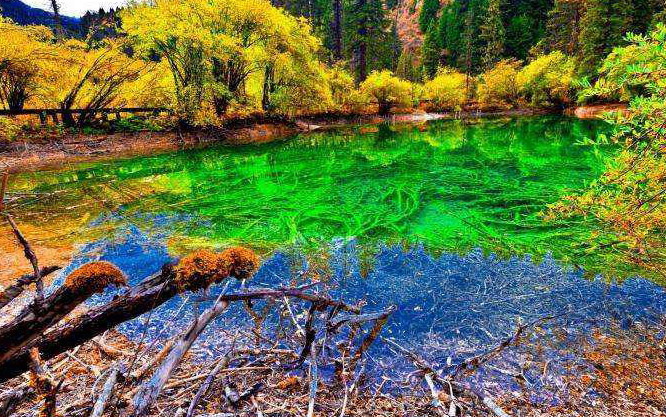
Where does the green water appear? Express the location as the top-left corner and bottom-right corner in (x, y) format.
(11, 116), (612, 266)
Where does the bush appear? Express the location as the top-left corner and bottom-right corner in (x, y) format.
(359, 70), (413, 115)
(517, 52), (576, 108)
(477, 60), (522, 110)
(0, 117), (21, 142)
(422, 69), (467, 111)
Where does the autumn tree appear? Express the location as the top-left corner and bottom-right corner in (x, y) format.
(122, 0), (325, 121)
(0, 18), (54, 111)
(548, 25), (666, 279)
(480, 0), (505, 69)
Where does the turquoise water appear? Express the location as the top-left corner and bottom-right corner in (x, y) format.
(12, 115), (612, 270)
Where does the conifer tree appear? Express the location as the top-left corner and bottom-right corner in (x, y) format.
(579, 0), (630, 75)
(480, 0), (505, 69)
(419, 0), (440, 32)
(422, 22), (441, 79)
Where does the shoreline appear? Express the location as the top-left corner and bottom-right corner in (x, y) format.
(0, 107), (598, 174)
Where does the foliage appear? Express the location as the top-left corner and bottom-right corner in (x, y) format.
(122, 0), (325, 123)
(547, 25), (666, 279)
(477, 59), (521, 109)
(423, 69), (468, 110)
(479, 0), (505, 70)
(422, 23), (441, 80)
(0, 116), (21, 142)
(0, 17), (54, 111)
(359, 70), (413, 114)
(41, 39), (147, 126)
(517, 51), (576, 107)
(419, 0), (440, 32)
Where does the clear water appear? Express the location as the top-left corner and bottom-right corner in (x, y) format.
(22, 115), (666, 403)
(11, 115), (613, 270)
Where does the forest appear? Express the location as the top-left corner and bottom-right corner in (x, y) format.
(1, 0), (666, 416)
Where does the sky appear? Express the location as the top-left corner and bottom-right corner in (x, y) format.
(21, 0), (129, 17)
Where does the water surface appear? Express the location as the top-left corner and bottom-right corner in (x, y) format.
(11, 115), (611, 268)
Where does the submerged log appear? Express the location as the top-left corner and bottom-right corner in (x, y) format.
(0, 262), (127, 363)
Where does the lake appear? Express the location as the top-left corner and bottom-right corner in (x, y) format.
(10, 115), (612, 269)
(10, 115), (666, 401)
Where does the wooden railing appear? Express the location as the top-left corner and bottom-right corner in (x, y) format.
(0, 107), (170, 125)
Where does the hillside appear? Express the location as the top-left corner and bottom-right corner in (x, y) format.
(0, 0), (79, 30)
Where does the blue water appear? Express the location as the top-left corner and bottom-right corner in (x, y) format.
(48, 222), (666, 402)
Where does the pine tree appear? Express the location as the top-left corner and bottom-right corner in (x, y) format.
(480, 0), (505, 69)
(579, 0), (631, 75)
(438, 0), (464, 68)
(422, 22), (441, 79)
(419, 0), (440, 32)
(345, 0), (392, 82)
(542, 0), (584, 56)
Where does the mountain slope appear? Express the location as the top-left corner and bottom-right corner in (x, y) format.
(0, 0), (80, 30)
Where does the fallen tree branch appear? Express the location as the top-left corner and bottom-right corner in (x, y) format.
(6, 214), (44, 302)
(0, 266), (61, 311)
(186, 355), (232, 417)
(381, 337), (512, 417)
(90, 365), (121, 417)
(131, 292), (231, 416)
(0, 281), (357, 383)
(0, 262), (127, 363)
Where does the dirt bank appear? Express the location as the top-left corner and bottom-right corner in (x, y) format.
(0, 122), (303, 174)
(568, 103), (629, 119)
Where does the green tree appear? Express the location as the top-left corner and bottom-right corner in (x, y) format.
(480, 0), (505, 69)
(422, 22), (442, 79)
(579, 0), (631, 75)
(419, 0), (440, 32)
(345, 0), (393, 82)
(438, 0), (464, 68)
(548, 24), (666, 279)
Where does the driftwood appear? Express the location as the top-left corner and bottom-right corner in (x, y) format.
(90, 365), (121, 417)
(381, 337), (512, 417)
(186, 355), (233, 417)
(131, 292), (231, 416)
(0, 266), (180, 383)
(6, 215), (44, 301)
(0, 386), (34, 417)
(0, 266), (60, 311)
(28, 348), (62, 417)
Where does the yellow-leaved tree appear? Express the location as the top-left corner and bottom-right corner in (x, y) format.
(38, 39), (149, 126)
(121, 0), (330, 123)
(0, 17), (55, 111)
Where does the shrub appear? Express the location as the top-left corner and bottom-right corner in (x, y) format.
(359, 70), (413, 115)
(517, 52), (576, 108)
(422, 69), (467, 111)
(0, 117), (21, 142)
(477, 60), (522, 110)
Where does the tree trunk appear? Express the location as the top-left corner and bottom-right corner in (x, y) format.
(356, 0), (367, 83)
(50, 0), (65, 39)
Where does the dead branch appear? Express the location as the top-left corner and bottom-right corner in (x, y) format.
(380, 337), (512, 417)
(28, 348), (62, 417)
(90, 365), (121, 417)
(186, 355), (232, 417)
(5, 214), (44, 301)
(0, 266), (61, 311)
(0, 264), (126, 364)
(131, 292), (231, 416)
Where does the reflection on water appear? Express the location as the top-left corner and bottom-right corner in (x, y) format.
(10, 116), (612, 271)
